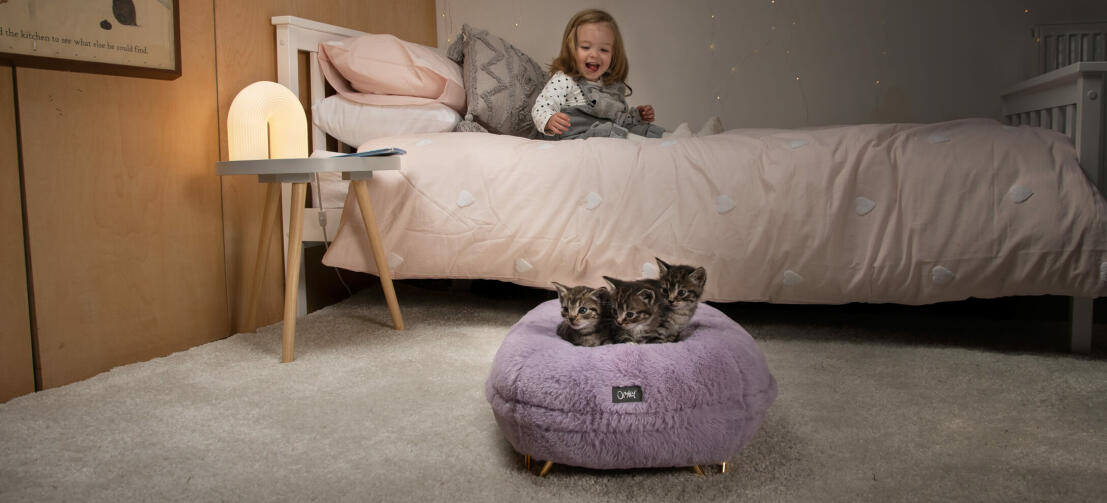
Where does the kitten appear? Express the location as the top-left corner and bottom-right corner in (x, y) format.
(603, 276), (679, 344)
(654, 258), (707, 337)
(552, 282), (613, 347)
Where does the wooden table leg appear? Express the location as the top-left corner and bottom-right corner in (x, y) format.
(352, 179), (404, 330)
(244, 183), (281, 333)
(281, 183), (308, 362)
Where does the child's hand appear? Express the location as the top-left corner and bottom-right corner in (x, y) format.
(637, 105), (655, 123)
(545, 112), (571, 135)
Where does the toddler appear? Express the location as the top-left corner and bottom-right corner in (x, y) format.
(532, 9), (722, 141)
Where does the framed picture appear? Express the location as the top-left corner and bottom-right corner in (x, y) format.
(0, 0), (181, 80)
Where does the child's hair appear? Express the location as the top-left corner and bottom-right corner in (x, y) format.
(549, 9), (631, 93)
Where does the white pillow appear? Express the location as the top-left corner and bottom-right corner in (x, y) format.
(312, 96), (461, 148)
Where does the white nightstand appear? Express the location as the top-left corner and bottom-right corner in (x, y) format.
(217, 154), (404, 362)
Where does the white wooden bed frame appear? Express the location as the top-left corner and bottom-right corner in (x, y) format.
(1001, 61), (1106, 352)
(272, 16), (363, 316)
(271, 15), (1106, 352)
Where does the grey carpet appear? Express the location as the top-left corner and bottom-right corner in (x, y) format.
(1, 282), (1105, 502)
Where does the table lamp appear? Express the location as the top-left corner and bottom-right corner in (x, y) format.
(226, 81), (307, 346)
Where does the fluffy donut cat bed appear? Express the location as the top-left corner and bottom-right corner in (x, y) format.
(485, 299), (777, 471)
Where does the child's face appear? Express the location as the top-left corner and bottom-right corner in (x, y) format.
(573, 22), (614, 82)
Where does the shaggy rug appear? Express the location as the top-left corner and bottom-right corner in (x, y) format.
(0, 281), (1104, 502)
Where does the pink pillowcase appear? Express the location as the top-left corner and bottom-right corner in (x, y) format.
(318, 34), (465, 113)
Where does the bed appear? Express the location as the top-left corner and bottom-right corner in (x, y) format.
(270, 16), (1107, 352)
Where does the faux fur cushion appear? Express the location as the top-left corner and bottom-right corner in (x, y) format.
(485, 300), (777, 470)
(447, 25), (546, 138)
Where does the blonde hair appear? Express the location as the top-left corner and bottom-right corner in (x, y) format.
(549, 9), (631, 93)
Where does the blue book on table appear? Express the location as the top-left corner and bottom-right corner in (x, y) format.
(337, 147), (406, 157)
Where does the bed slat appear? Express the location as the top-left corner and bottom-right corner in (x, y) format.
(1036, 23), (1107, 74)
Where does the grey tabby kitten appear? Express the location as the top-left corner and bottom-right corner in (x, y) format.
(653, 258), (707, 336)
(603, 276), (679, 344)
(552, 282), (613, 347)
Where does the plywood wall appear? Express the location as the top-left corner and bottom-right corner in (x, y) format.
(17, 0), (227, 389)
(1, 0), (436, 395)
(216, 0), (436, 332)
(0, 64), (35, 403)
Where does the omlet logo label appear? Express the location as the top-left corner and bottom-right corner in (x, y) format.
(612, 385), (644, 403)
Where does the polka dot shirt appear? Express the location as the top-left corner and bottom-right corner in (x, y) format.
(532, 71), (588, 135)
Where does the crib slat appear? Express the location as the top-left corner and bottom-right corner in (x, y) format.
(1052, 107), (1064, 133)
(1067, 104), (1077, 138)
(1058, 34), (1068, 67)
(1045, 35), (1056, 73)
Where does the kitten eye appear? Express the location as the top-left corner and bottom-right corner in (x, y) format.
(626, 312), (636, 319)
(577, 307), (587, 314)
(678, 289), (687, 297)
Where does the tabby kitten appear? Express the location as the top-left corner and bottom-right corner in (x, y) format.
(654, 258), (707, 336)
(603, 276), (679, 344)
(552, 282), (613, 347)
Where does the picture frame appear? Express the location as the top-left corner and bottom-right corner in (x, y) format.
(0, 0), (181, 80)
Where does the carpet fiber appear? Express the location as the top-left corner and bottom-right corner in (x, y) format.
(1, 282), (1105, 502)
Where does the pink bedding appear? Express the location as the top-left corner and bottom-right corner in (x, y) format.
(321, 118), (1107, 304)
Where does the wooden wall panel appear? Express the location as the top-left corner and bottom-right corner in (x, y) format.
(216, 0), (437, 332)
(0, 64), (35, 402)
(19, 0), (228, 388)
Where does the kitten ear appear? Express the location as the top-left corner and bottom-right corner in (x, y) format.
(637, 288), (656, 305)
(552, 282), (569, 297)
(655, 257), (670, 274)
(690, 267), (707, 286)
(603, 276), (620, 289)
(588, 287), (608, 303)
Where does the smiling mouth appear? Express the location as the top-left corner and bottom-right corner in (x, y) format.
(585, 63), (600, 73)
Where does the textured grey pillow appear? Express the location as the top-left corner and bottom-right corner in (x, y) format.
(447, 24), (546, 138)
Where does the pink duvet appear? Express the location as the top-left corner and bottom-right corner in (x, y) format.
(321, 118), (1107, 304)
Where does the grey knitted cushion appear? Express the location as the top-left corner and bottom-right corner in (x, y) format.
(447, 25), (545, 138)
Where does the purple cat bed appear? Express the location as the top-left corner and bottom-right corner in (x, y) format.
(485, 300), (777, 470)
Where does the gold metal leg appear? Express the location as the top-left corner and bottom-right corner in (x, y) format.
(720, 461), (728, 473)
(351, 180), (404, 330)
(280, 182), (307, 363)
(538, 461), (554, 477)
(692, 465), (705, 476)
(244, 182), (281, 332)
(523, 455), (531, 470)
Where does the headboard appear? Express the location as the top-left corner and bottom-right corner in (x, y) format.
(272, 15), (365, 154)
(1035, 22), (1107, 74)
(270, 16), (369, 316)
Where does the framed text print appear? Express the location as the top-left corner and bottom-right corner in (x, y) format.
(0, 0), (181, 80)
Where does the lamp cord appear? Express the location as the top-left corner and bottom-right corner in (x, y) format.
(314, 173), (354, 297)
